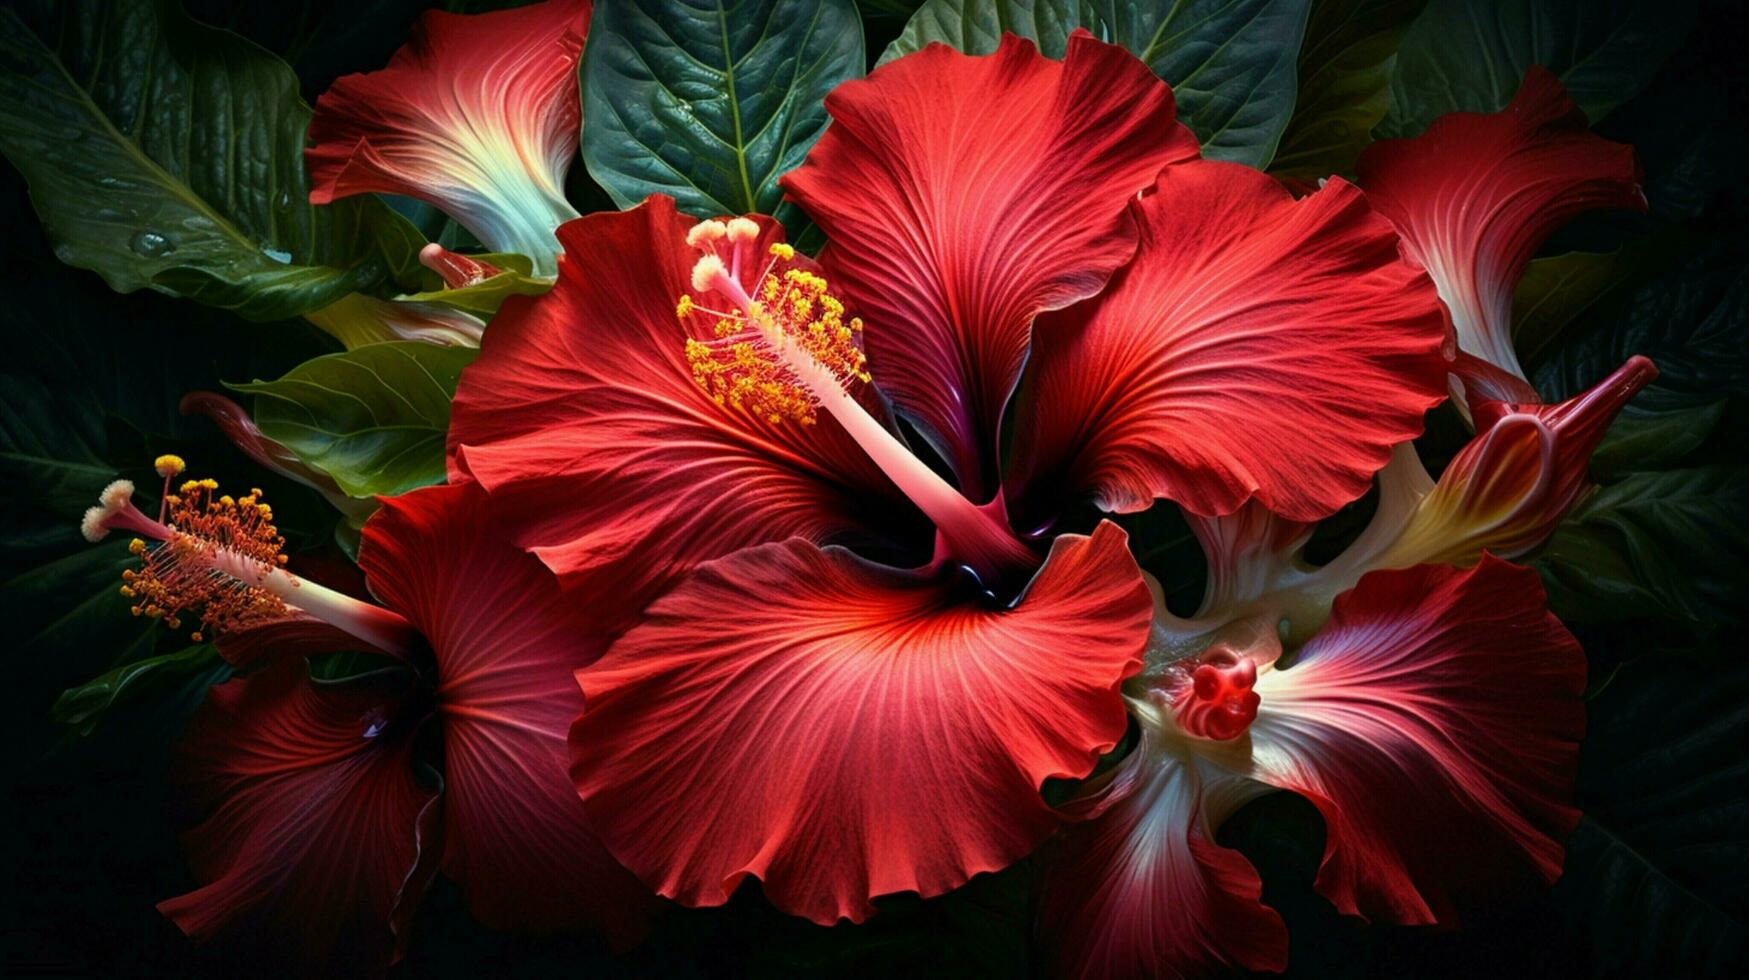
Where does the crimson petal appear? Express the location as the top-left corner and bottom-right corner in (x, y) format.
(1249, 557), (1586, 924)
(157, 659), (441, 973)
(781, 31), (1198, 498)
(306, 0), (591, 271)
(1358, 66), (1643, 382)
(359, 483), (654, 941)
(447, 198), (917, 621)
(1039, 737), (1286, 979)
(1008, 161), (1448, 526)
(570, 522), (1151, 925)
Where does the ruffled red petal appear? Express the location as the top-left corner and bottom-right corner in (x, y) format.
(570, 522), (1151, 925)
(1039, 737), (1286, 979)
(359, 483), (654, 941)
(448, 197), (918, 621)
(157, 659), (441, 973)
(1358, 67), (1643, 381)
(306, 0), (590, 269)
(1008, 161), (1448, 526)
(1248, 557), (1585, 924)
(780, 31), (1198, 498)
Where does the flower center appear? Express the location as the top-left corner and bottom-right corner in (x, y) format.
(81, 456), (416, 654)
(1159, 645), (1262, 741)
(677, 218), (1036, 593)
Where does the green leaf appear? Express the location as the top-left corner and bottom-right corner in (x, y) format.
(52, 643), (227, 736)
(1588, 400), (1727, 476)
(581, 0), (864, 229)
(398, 270), (552, 319)
(1378, 0), (1699, 139)
(1536, 466), (1749, 631)
(859, 0), (926, 17)
(1270, 0), (1426, 181)
(0, 0), (429, 321)
(1511, 250), (1624, 366)
(879, 0), (1314, 168)
(1533, 235), (1749, 465)
(0, 255), (342, 740)
(230, 342), (477, 498)
(1551, 656), (1749, 974)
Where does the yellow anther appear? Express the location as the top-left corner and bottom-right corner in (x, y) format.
(154, 454), (186, 478)
(199, 479), (218, 490)
(180, 481), (199, 494)
(769, 242), (796, 260)
(676, 294), (695, 319)
(129, 538), (147, 555)
(219, 495), (235, 507)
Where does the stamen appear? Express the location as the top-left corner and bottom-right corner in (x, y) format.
(685, 219), (729, 250)
(81, 462), (417, 655)
(677, 224), (1036, 589)
(725, 217), (759, 244)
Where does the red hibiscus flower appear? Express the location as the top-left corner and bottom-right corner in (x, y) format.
(1027, 69), (1657, 977)
(1357, 66), (1644, 395)
(446, 31), (1451, 927)
(1038, 557), (1585, 979)
(81, 472), (651, 972)
(306, 0), (592, 274)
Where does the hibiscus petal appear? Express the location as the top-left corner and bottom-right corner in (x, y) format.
(780, 31), (1198, 498)
(157, 659), (441, 973)
(448, 197), (919, 620)
(306, 0), (590, 272)
(570, 522), (1151, 925)
(1008, 161), (1448, 527)
(1357, 66), (1644, 382)
(1039, 736), (1286, 979)
(1324, 354), (1658, 580)
(359, 483), (654, 942)
(1248, 556), (1586, 925)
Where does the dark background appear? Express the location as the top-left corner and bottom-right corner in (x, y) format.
(3, 0), (1747, 977)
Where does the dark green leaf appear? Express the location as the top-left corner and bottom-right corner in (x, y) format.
(52, 643), (226, 735)
(581, 0), (864, 229)
(398, 269), (551, 318)
(880, 0), (1314, 168)
(1536, 466), (1749, 630)
(0, 0), (429, 321)
(1379, 0), (1698, 138)
(1511, 250), (1623, 366)
(1533, 235), (1749, 469)
(860, 0), (925, 17)
(1270, 0), (1426, 181)
(1552, 657), (1749, 974)
(230, 342), (476, 498)
(0, 254), (340, 739)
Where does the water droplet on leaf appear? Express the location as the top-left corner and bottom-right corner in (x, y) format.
(129, 231), (174, 257)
